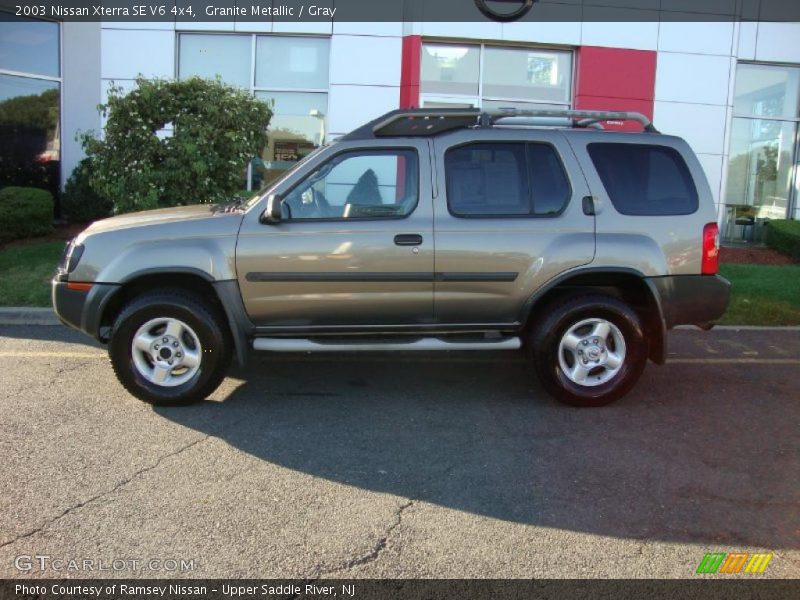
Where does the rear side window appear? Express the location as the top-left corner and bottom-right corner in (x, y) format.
(446, 143), (529, 216)
(445, 142), (570, 217)
(529, 143), (571, 215)
(587, 143), (698, 216)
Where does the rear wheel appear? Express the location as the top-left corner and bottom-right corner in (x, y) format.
(530, 294), (647, 407)
(108, 290), (232, 405)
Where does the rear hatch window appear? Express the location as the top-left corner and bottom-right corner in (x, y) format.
(587, 143), (698, 216)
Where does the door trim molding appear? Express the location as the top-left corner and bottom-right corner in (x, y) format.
(245, 271), (518, 283)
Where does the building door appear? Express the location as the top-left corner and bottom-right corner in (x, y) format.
(724, 63), (800, 241)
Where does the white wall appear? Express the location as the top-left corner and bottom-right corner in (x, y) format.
(100, 22), (177, 102)
(652, 21), (800, 220)
(61, 22), (102, 187)
(327, 32), (402, 137)
(97, 21), (403, 140)
(651, 22), (736, 220)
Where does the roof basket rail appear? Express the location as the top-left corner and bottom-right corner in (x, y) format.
(366, 107), (659, 138)
(479, 108), (659, 133)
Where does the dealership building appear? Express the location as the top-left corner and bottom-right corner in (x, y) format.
(2, 8), (800, 240)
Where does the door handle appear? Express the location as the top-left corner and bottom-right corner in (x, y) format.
(394, 234), (423, 246)
(582, 196), (596, 216)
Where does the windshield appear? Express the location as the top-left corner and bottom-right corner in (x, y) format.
(243, 145), (328, 210)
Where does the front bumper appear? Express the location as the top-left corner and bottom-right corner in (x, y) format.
(647, 274), (731, 328)
(52, 278), (119, 341)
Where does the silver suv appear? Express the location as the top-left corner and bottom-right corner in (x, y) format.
(53, 108), (730, 407)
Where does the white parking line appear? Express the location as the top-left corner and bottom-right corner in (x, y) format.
(667, 358), (800, 365)
(0, 351), (104, 358)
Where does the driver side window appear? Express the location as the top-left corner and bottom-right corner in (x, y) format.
(282, 149), (419, 220)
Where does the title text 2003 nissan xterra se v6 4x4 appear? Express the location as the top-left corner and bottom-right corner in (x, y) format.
(53, 108), (730, 407)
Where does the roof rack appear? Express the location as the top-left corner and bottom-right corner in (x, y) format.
(480, 108), (658, 133)
(341, 108), (659, 140)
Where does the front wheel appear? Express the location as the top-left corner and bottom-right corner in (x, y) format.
(108, 290), (232, 405)
(530, 295), (647, 407)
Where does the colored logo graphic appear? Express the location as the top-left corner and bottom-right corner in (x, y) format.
(696, 552), (773, 574)
(474, 0), (538, 22)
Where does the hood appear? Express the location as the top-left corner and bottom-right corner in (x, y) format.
(82, 204), (235, 236)
(68, 203), (245, 283)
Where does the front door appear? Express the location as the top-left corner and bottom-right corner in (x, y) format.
(237, 141), (434, 329)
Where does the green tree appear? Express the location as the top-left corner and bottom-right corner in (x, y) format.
(0, 88), (59, 130)
(81, 77), (272, 213)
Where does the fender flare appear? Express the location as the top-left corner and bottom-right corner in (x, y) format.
(88, 268), (253, 367)
(519, 266), (667, 365)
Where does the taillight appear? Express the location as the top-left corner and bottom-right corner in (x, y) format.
(702, 223), (720, 275)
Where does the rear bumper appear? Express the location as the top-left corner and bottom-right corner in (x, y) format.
(646, 274), (731, 329)
(52, 279), (119, 341)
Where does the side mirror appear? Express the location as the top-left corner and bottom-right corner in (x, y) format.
(261, 194), (282, 224)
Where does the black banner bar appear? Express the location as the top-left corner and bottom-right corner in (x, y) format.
(3, 579), (800, 600)
(1, 0), (800, 23)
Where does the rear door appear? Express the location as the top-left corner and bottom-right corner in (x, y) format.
(432, 129), (596, 325)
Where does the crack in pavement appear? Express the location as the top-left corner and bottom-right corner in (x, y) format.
(309, 499), (414, 580)
(0, 434), (210, 549)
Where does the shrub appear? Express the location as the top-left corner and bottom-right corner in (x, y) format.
(60, 159), (114, 223)
(81, 77), (272, 214)
(766, 219), (800, 261)
(0, 186), (53, 243)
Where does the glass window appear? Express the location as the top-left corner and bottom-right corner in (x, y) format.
(255, 37), (329, 90)
(446, 143), (530, 216)
(177, 33), (332, 191)
(252, 91), (328, 190)
(588, 143), (699, 216)
(529, 144), (570, 215)
(483, 47), (571, 104)
(445, 142), (570, 218)
(482, 100), (565, 112)
(733, 63), (800, 119)
(724, 63), (799, 239)
(421, 99), (476, 109)
(725, 117), (795, 220)
(178, 34), (251, 88)
(282, 150), (419, 220)
(421, 44), (480, 97)
(0, 73), (60, 196)
(420, 43), (573, 109)
(0, 15), (60, 77)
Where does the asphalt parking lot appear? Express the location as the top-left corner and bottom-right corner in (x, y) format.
(0, 324), (798, 579)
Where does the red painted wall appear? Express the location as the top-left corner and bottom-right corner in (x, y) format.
(575, 46), (657, 131)
(399, 40), (656, 129)
(400, 35), (422, 109)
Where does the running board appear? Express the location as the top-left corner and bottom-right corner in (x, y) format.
(252, 337), (521, 353)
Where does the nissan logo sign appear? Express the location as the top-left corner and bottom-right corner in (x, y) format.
(475, 0), (538, 22)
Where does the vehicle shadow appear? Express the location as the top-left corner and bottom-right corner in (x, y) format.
(156, 351), (799, 550)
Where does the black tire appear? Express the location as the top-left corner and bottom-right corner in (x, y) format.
(529, 294), (647, 407)
(108, 289), (233, 405)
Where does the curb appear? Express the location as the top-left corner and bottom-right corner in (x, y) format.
(0, 307), (60, 326)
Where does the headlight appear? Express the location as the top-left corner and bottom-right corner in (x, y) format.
(59, 240), (85, 274)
